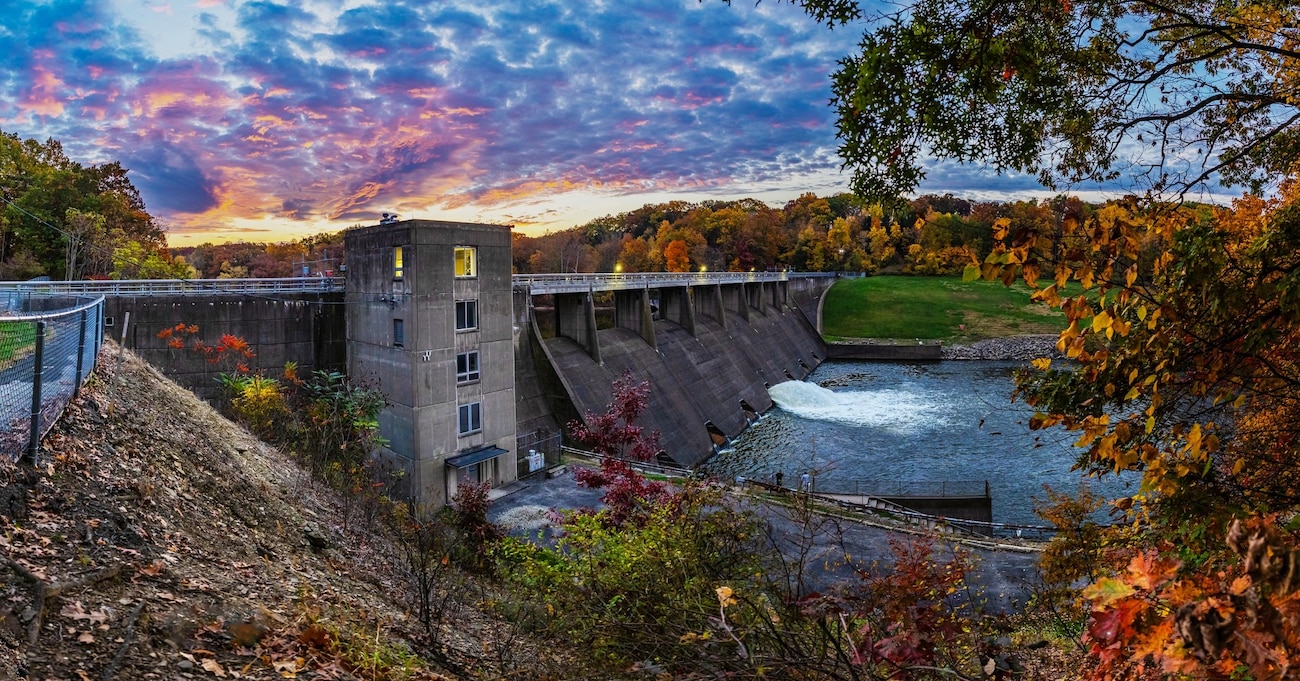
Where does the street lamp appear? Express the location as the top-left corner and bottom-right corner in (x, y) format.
(614, 262), (623, 274)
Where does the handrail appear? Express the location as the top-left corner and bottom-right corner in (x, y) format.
(0, 272), (839, 297)
(560, 445), (693, 478)
(0, 278), (345, 295)
(0, 294), (105, 321)
(514, 271), (800, 294)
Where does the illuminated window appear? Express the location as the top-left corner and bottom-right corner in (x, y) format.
(393, 246), (404, 280)
(455, 300), (478, 331)
(458, 402), (482, 435)
(454, 246), (476, 278)
(456, 350), (480, 384)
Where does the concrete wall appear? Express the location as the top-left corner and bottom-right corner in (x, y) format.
(540, 286), (828, 468)
(879, 496), (993, 525)
(103, 293), (346, 399)
(825, 343), (942, 361)
(512, 288), (568, 439)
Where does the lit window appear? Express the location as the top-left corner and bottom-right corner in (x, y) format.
(455, 246), (476, 278)
(393, 318), (404, 347)
(393, 246), (404, 280)
(456, 350), (480, 384)
(458, 402), (482, 435)
(455, 300), (478, 331)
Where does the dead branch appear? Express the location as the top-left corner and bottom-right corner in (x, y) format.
(1, 557), (122, 644)
(101, 600), (145, 681)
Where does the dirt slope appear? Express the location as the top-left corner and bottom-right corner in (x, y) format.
(0, 345), (526, 680)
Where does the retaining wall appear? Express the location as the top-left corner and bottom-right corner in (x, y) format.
(103, 293), (347, 399)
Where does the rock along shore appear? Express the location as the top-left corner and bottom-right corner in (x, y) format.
(941, 334), (1062, 361)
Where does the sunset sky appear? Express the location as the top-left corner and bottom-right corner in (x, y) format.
(5, 0), (1088, 246)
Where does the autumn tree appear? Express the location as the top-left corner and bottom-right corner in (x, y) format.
(801, 0), (1300, 202)
(955, 179), (1300, 677)
(567, 371), (672, 528)
(777, 0), (1300, 675)
(663, 239), (691, 272)
(0, 131), (163, 278)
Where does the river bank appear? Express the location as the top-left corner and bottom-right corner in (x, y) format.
(941, 334), (1062, 360)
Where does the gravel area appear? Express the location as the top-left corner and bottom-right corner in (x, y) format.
(942, 334), (1062, 360)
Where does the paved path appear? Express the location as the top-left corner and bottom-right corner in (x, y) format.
(489, 465), (1041, 611)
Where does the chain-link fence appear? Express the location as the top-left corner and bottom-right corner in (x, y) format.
(0, 292), (105, 464)
(516, 428), (563, 479)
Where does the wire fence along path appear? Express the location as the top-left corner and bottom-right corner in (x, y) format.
(0, 293), (105, 464)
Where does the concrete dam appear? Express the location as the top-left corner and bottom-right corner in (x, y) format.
(11, 271), (835, 473)
(515, 273), (832, 467)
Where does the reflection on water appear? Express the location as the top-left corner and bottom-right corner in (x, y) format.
(704, 360), (1132, 525)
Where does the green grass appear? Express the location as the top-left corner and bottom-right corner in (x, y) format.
(0, 321), (38, 367)
(821, 275), (1068, 342)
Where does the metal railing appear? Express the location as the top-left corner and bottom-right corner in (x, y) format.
(514, 271), (796, 294)
(0, 293), (105, 464)
(560, 445), (694, 479)
(815, 479), (991, 499)
(0, 277), (344, 296)
(0, 272), (839, 298)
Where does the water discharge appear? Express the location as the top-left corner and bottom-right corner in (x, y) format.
(707, 360), (1133, 525)
(768, 380), (949, 434)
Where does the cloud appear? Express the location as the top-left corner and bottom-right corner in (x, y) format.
(3, 0), (866, 237)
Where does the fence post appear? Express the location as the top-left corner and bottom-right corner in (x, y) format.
(27, 320), (46, 466)
(74, 308), (88, 397)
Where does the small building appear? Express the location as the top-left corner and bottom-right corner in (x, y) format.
(345, 219), (516, 505)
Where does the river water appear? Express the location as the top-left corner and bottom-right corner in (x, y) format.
(703, 360), (1134, 526)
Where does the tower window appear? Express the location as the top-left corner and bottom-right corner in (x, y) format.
(393, 246), (404, 280)
(455, 300), (478, 331)
(457, 350), (480, 384)
(458, 402), (482, 435)
(455, 246), (476, 278)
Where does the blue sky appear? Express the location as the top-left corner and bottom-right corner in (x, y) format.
(3, 0), (1097, 245)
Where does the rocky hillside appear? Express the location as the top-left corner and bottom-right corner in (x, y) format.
(0, 345), (549, 680)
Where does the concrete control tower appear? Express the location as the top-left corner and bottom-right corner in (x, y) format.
(345, 219), (517, 505)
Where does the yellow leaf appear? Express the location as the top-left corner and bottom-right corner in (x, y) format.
(962, 264), (981, 282)
(1124, 387), (1140, 401)
(1092, 310), (1112, 333)
(715, 586), (736, 608)
(1031, 357), (1052, 371)
(1084, 577), (1135, 605)
(992, 217), (1011, 240)
(1137, 305), (1147, 321)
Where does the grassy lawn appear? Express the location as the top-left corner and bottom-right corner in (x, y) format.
(0, 321), (39, 369)
(821, 275), (1068, 342)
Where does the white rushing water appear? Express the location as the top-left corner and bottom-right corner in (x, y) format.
(767, 380), (950, 434)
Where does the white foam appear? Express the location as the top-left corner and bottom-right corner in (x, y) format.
(767, 380), (948, 434)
